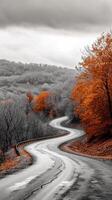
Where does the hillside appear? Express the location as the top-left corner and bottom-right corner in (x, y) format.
(0, 59), (75, 100)
(0, 59), (76, 168)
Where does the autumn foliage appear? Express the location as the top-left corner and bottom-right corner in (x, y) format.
(71, 33), (112, 141)
(26, 91), (33, 103)
(27, 90), (51, 112)
(33, 91), (50, 112)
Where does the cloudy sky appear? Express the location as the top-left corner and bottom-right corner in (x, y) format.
(0, 0), (112, 67)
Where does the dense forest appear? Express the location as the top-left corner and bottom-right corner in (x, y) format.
(71, 33), (112, 151)
(0, 60), (76, 161)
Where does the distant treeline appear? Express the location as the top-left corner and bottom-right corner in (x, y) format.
(0, 60), (75, 99)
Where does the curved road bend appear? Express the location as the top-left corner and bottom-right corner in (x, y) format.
(0, 117), (112, 200)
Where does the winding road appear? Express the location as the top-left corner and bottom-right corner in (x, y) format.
(0, 116), (112, 200)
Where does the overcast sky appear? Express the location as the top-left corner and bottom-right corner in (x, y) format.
(0, 0), (112, 67)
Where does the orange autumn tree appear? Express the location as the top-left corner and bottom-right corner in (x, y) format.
(71, 33), (112, 141)
(26, 91), (34, 103)
(33, 91), (50, 112)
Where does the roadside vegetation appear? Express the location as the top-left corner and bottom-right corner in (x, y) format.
(0, 62), (75, 171)
(70, 32), (112, 158)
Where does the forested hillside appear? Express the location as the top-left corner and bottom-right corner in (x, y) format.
(0, 60), (76, 161)
(1, 33), (112, 173)
(0, 60), (75, 99)
(70, 33), (112, 158)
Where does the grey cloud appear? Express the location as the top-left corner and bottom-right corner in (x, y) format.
(0, 0), (112, 31)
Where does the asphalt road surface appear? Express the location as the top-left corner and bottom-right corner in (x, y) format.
(0, 116), (112, 200)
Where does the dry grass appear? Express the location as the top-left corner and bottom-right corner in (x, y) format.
(64, 137), (112, 160)
(0, 143), (32, 175)
(0, 159), (18, 171)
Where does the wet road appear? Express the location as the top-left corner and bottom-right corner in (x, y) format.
(0, 117), (112, 200)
